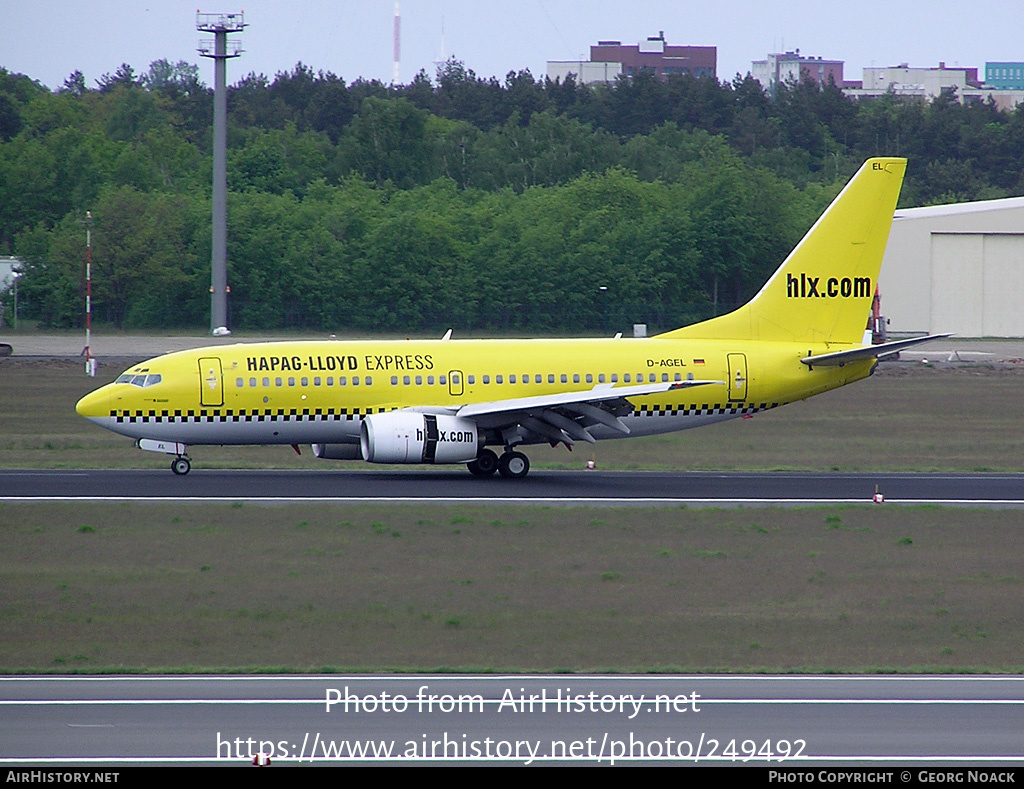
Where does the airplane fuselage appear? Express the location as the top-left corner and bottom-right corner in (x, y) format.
(78, 336), (873, 447)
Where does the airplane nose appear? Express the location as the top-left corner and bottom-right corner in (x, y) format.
(76, 386), (111, 419)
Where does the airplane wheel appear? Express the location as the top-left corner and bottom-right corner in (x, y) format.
(171, 457), (191, 476)
(498, 451), (530, 479)
(468, 448), (499, 477)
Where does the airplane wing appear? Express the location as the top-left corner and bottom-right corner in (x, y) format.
(801, 334), (952, 367)
(454, 379), (723, 445)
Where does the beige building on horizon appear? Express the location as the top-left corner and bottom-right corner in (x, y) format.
(879, 197), (1024, 337)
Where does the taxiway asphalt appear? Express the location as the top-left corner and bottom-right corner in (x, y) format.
(2, 468), (1024, 506)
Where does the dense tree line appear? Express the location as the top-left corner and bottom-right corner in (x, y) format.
(2, 58), (1023, 332)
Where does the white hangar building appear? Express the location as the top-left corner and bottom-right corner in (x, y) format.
(879, 197), (1024, 337)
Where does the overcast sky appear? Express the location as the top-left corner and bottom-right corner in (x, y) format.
(3, 0), (1023, 91)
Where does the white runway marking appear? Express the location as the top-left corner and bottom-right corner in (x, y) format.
(4, 496), (1024, 507)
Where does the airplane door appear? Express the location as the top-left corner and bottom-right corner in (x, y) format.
(727, 353), (748, 402)
(199, 357), (224, 407)
(448, 370), (464, 397)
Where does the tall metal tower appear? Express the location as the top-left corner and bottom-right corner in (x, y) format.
(197, 11), (245, 334)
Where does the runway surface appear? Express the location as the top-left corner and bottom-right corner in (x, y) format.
(4, 675), (1024, 765)
(2, 468), (1024, 506)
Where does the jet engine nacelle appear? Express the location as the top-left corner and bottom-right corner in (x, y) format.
(360, 412), (479, 464)
(311, 443), (361, 460)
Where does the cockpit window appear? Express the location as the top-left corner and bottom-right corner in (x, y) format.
(115, 373), (162, 387)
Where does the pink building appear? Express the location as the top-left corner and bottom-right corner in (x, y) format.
(547, 32), (716, 85)
(590, 33), (716, 78)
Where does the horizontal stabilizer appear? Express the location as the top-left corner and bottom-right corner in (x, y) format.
(801, 334), (953, 367)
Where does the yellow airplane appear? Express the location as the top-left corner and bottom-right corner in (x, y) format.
(76, 157), (945, 478)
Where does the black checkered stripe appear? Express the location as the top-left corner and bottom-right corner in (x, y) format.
(634, 402), (780, 417)
(110, 407), (394, 424)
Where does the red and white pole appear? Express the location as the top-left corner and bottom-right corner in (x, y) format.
(85, 210), (95, 376)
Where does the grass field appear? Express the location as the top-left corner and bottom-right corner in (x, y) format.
(4, 502), (1024, 673)
(2, 358), (1023, 673)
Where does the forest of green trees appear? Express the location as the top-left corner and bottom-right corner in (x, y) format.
(3, 59), (1024, 333)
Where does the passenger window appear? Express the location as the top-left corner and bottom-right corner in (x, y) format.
(560, 374), (567, 383)
(427, 375), (435, 385)
(649, 374), (656, 383)
(235, 378), (244, 388)
(403, 375), (411, 385)
(624, 374), (631, 383)
(611, 374), (618, 383)
(483, 375), (490, 384)
(275, 377), (283, 387)
(365, 376), (372, 385)
(509, 374), (516, 384)
(327, 377), (334, 386)
(314, 377), (321, 386)
(263, 377), (270, 387)
(288, 377), (295, 387)
(573, 374), (580, 384)
(599, 374), (606, 383)
(468, 375), (475, 384)
(340, 377), (347, 386)
(440, 375), (447, 385)
(391, 376), (398, 385)
(301, 377), (308, 387)
(535, 374), (542, 384)
(674, 373), (682, 381)
(415, 375), (423, 385)
(586, 374), (593, 384)
(661, 373), (668, 382)
(496, 375), (503, 384)
(547, 374), (554, 384)
(353, 377), (360, 386)
(249, 377), (257, 387)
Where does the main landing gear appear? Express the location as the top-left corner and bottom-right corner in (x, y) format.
(171, 456), (191, 476)
(499, 450), (530, 479)
(467, 448), (499, 477)
(467, 449), (530, 479)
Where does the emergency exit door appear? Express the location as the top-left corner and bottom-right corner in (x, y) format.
(448, 370), (464, 397)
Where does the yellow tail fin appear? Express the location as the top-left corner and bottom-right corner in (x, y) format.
(660, 157), (906, 345)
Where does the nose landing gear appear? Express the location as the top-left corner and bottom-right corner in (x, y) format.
(136, 439), (192, 475)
